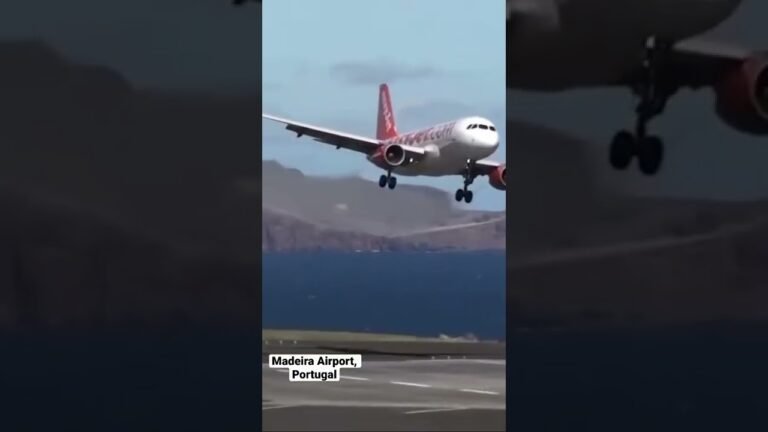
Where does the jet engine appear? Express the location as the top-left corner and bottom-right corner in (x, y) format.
(370, 143), (407, 168)
(488, 165), (507, 191)
(714, 55), (768, 135)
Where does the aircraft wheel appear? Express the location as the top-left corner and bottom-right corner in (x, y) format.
(637, 136), (664, 176)
(378, 175), (387, 188)
(464, 190), (474, 204)
(455, 189), (464, 202)
(387, 176), (397, 190)
(609, 130), (635, 170)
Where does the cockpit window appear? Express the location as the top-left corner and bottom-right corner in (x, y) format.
(470, 124), (477, 129)
(489, 126), (496, 131)
(479, 124), (488, 130)
(466, 124), (474, 130)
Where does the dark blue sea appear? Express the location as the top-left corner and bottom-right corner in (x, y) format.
(262, 251), (506, 340)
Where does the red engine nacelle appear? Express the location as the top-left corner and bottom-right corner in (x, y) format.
(488, 165), (507, 191)
(714, 55), (768, 135)
(369, 143), (407, 169)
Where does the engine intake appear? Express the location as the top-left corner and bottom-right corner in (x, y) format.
(488, 165), (507, 191)
(714, 55), (768, 135)
(370, 144), (407, 168)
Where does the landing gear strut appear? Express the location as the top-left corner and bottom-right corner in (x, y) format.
(378, 170), (397, 190)
(610, 36), (673, 176)
(455, 159), (477, 204)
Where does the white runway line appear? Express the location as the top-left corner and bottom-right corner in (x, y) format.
(390, 381), (432, 388)
(460, 389), (500, 395)
(404, 407), (468, 415)
(275, 369), (289, 373)
(340, 375), (370, 381)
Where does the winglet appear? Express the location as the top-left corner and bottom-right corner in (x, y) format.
(376, 83), (399, 140)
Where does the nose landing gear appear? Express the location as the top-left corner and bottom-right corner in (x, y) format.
(455, 159), (478, 204)
(609, 36), (674, 176)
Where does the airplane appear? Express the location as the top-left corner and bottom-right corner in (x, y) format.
(506, 0), (767, 176)
(262, 84), (505, 204)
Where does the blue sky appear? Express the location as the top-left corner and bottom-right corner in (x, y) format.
(262, 0), (506, 211)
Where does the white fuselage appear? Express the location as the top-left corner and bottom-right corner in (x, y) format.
(373, 116), (500, 177)
(507, 0), (743, 90)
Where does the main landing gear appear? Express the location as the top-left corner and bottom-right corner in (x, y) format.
(378, 170), (397, 190)
(609, 36), (674, 176)
(455, 159), (478, 204)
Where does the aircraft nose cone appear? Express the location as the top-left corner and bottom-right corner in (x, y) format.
(486, 134), (500, 149)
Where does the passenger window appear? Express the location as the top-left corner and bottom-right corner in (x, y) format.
(479, 124), (488, 130)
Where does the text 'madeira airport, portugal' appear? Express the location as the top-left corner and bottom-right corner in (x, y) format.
(269, 354), (363, 382)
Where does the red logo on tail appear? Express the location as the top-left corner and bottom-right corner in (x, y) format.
(376, 83), (399, 140)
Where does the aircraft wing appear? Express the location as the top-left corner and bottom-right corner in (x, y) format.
(613, 38), (757, 90)
(263, 113), (427, 158)
(660, 38), (755, 89)
(473, 159), (505, 176)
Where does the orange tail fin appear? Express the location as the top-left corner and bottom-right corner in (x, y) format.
(376, 83), (399, 140)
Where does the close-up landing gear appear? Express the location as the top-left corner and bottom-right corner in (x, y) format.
(609, 36), (675, 176)
(378, 171), (397, 190)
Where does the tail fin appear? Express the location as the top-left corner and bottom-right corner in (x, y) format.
(376, 83), (399, 140)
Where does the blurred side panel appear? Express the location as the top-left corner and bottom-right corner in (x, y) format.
(0, 1), (262, 430)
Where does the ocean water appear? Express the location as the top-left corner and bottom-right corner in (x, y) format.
(262, 251), (506, 340)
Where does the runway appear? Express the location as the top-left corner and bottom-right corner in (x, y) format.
(262, 358), (506, 431)
(262, 338), (506, 361)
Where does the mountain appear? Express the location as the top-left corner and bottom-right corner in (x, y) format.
(0, 40), (265, 331)
(0, 39), (261, 259)
(259, 160), (505, 251)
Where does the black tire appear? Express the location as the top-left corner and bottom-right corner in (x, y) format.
(609, 130), (635, 170)
(378, 175), (387, 188)
(464, 190), (474, 204)
(637, 135), (664, 176)
(455, 189), (464, 202)
(387, 176), (397, 190)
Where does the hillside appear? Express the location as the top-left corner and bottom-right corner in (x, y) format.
(508, 211), (768, 329)
(260, 160), (506, 251)
(0, 190), (260, 331)
(0, 40), (261, 258)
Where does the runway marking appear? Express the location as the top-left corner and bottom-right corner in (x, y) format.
(460, 389), (499, 395)
(262, 404), (300, 411)
(404, 407), (467, 415)
(390, 381), (432, 388)
(340, 375), (369, 381)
